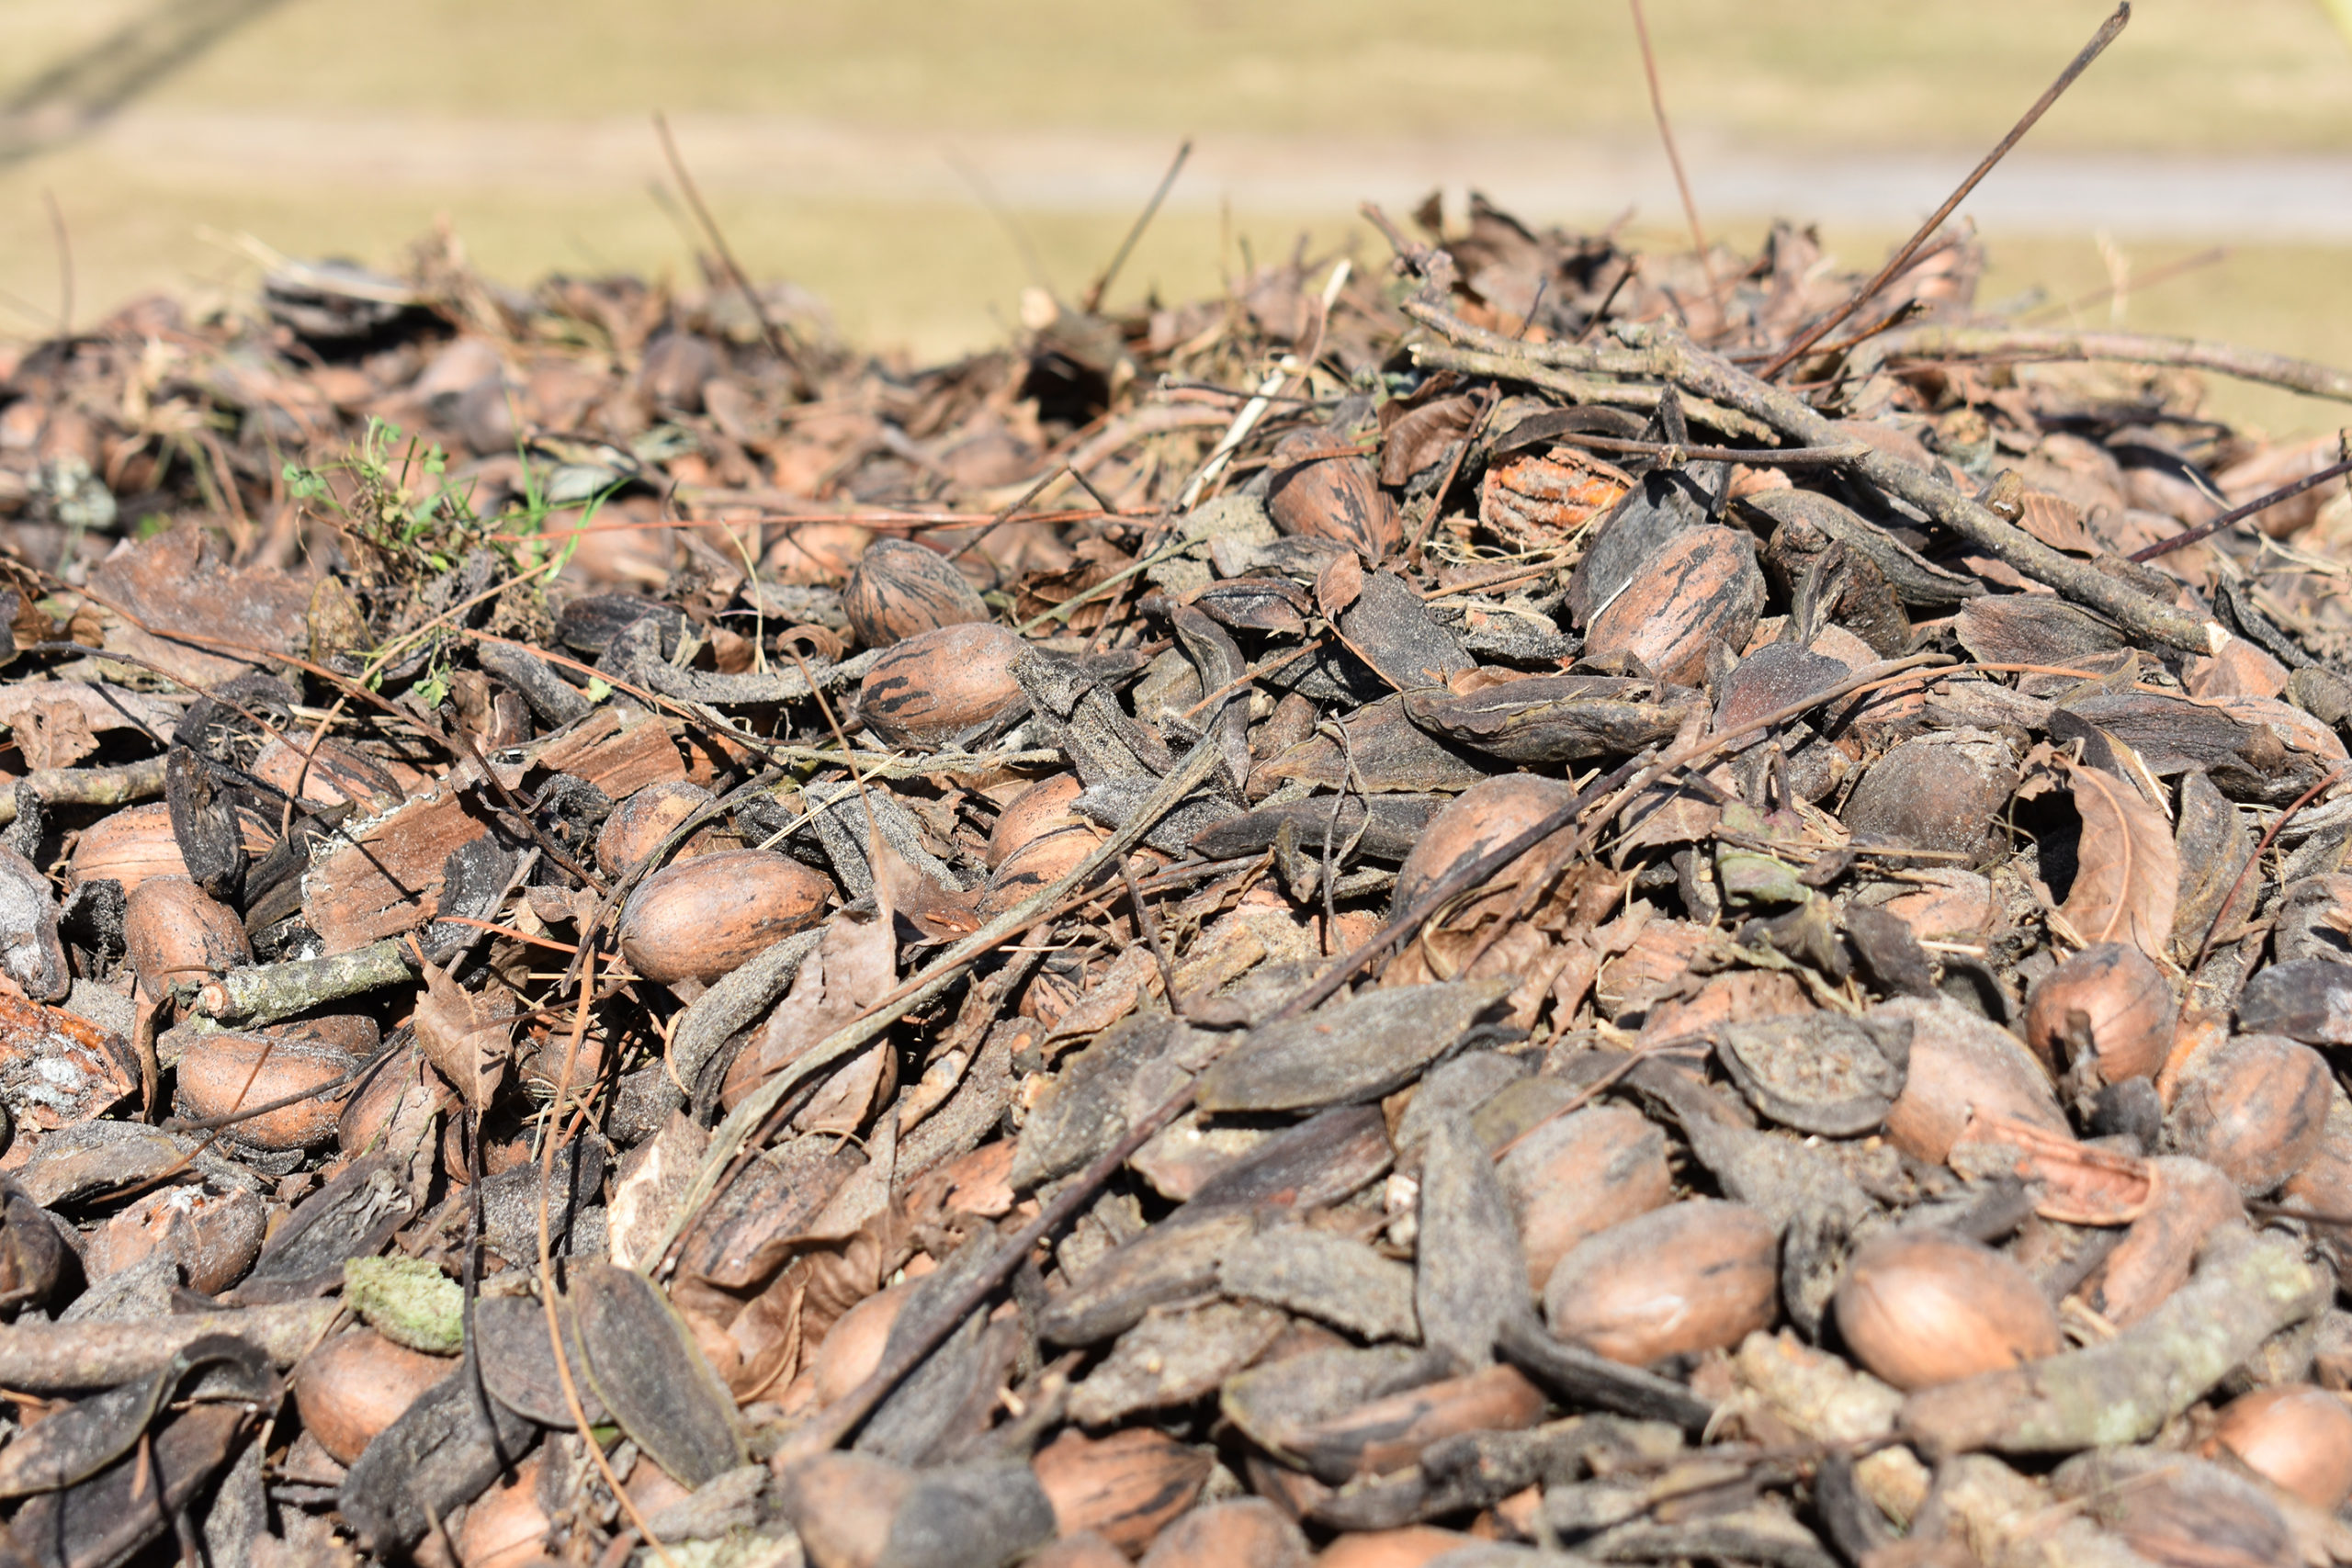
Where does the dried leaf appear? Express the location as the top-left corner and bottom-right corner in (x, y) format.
(719, 904), (895, 1123)
(16, 700), (96, 771)
(2061, 760), (2179, 959)
(1950, 1108), (2154, 1225)
(1314, 549), (1363, 618)
(411, 961), (510, 1111)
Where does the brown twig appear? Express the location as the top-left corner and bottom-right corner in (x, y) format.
(2129, 452), (2352, 561)
(1083, 139), (1192, 314)
(1757, 3), (2131, 380)
(41, 188), (73, 339)
(1851, 323), (2352, 407)
(1627, 0), (1720, 306)
(2192, 765), (2346, 973)
(1407, 385), (1498, 566)
(533, 942), (681, 1567)
(651, 111), (799, 375)
(945, 464), (1068, 563)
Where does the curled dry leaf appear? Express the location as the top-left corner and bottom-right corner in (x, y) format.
(412, 960), (511, 1111)
(1951, 1109), (2154, 1225)
(2061, 760), (2179, 960)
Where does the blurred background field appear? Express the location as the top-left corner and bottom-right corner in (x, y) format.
(5, 0), (2351, 434)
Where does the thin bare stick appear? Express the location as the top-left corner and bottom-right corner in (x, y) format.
(1406, 385), (1498, 567)
(1551, 434), (1870, 466)
(1083, 139), (1192, 314)
(2132, 452), (2352, 561)
(2193, 765), (2345, 973)
(1758, 3), (2132, 380)
(1627, 0), (1719, 303)
(651, 111), (798, 373)
(945, 463), (1066, 562)
(945, 150), (1057, 299)
(1854, 323), (2352, 407)
(535, 944), (681, 1568)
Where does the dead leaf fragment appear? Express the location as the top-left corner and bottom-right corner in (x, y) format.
(15, 701), (96, 771)
(412, 962), (511, 1111)
(2060, 760), (2179, 960)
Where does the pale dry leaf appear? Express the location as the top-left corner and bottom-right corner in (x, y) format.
(413, 960), (512, 1111)
(2061, 760), (2179, 962)
(720, 905), (898, 1130)
(1315, 549), (1364, 620)
(16, 702), (96, 772)
(867, 818), (978, 942)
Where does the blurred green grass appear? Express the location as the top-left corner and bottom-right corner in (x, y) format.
(4, 0), (2350, 438)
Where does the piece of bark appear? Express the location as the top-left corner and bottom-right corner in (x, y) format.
(87, 525), (315, 686)
(301, 786), (496, 953)
(1067, 1299), (1289, 1427)
(1415, 1112), (1535, 1367)
(337, 1361), (538, 1558)
(533, 705), (688, 799)
(1219, 1227), (1419, 1343)
(1193, 980), (1512, 1113)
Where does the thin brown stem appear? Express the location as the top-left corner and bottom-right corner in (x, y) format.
(2193, 765), (2345, 973)
(1758, 3), (2131, 379)
(651, 111), (799, 375)
(41, 188), (72, 338)
(1627, 0), (1719, 305)
(2018, 245), (2227, 325)
(1083, 139), (1192, 314)
(2131, 453), (2352, 561)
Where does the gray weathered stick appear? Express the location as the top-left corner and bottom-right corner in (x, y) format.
(1408, 298), (2233, 654)
(192, 939), (413, 1025)
(1899, 1227), (2327, 1454)
(1409, 343), (1774, 444)
(0, 1299), (341, 1392)
(1852, 324), (2352, 407)
(0, 756), (167, 827)
(666, 928), (823, 1090)
(1611, 321), (2227, 656)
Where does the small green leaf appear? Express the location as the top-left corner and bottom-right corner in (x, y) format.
(582, 676), (613, 704)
